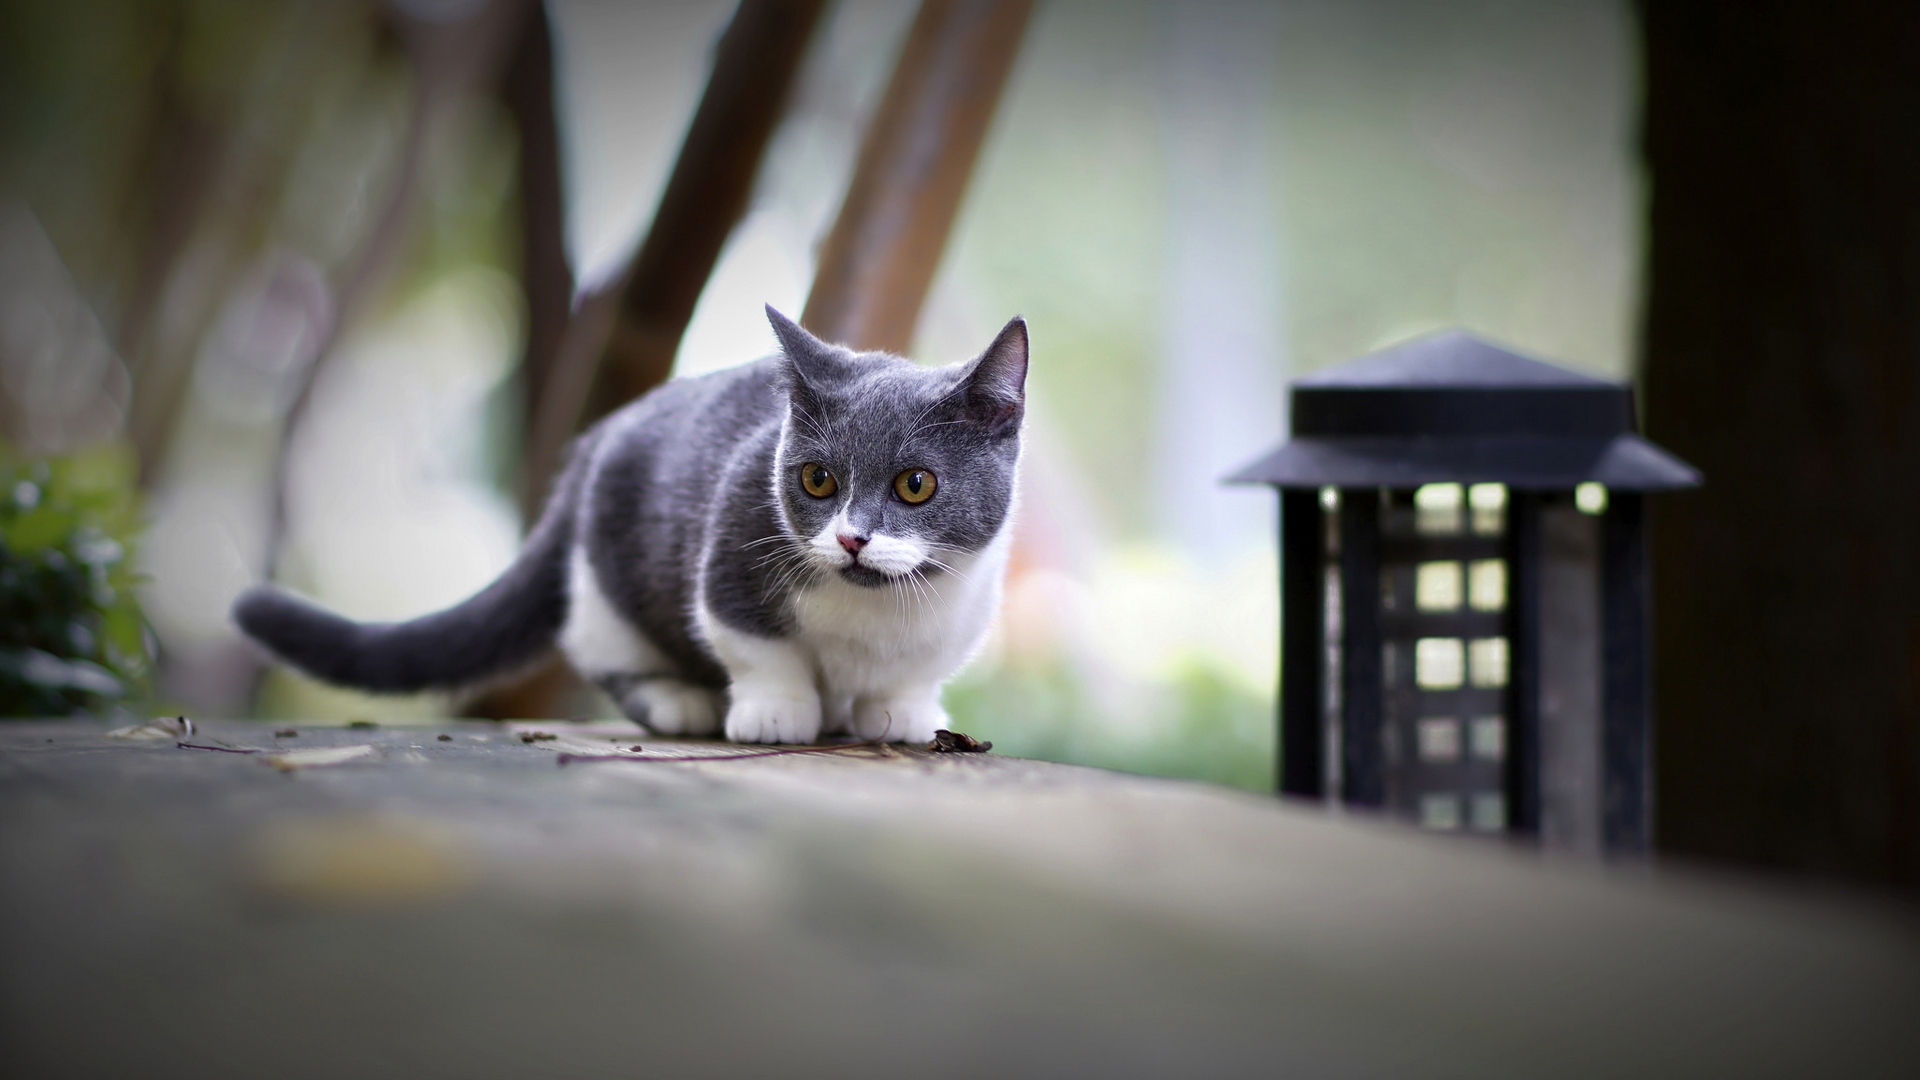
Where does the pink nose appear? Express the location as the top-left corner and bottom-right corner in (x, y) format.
(837, 534), (867, 554)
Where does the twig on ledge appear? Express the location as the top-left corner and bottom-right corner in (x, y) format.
(557, 736), (893, 767)
(175, 741), (260, 755)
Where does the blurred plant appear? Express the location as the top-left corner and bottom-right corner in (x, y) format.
(0, 443), (152, 716)
(947, 656), (1274, 792)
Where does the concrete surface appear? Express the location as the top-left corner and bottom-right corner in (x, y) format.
(1, 718), (1916, 1079)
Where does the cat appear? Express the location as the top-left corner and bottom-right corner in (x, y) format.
(232, 306), (1027, 745)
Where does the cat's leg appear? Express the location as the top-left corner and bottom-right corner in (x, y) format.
(560, 547), (722, 735)
(596, 674), (722, 736)
(700, 618), (821, 744)
(852, 684), (947, 745)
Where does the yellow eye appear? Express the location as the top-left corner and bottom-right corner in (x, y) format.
(893, 468), (936, 504)
(800, 462), (837, 498)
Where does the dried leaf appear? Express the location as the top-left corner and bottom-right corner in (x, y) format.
(107, 715), (193, 740)
(264, 744), (377, 772)
(929, 729), (992, 754)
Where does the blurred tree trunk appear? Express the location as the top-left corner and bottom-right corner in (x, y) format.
(520, 0), (826, 517)
(502, 0), (573, 472)
(463, 0), (586, 722)
(802, 0), (1031, 352)
(1639, 1), (1920, 889)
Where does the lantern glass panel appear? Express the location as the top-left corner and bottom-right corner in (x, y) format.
(1414, 483), (1464, 535)
(1469, 483), (1507, 535)
(1470, 716), (1505, 761)
(1469, 637), (1509, 687)
(1420, 794), (1462, 830)
(1468, 559), (1506, 611)
(1415, 638), (1465, 689)
(1416, 562), (1464, 611)
(1470, 793), (1507, 832)
(1418, 717), (1461, 762)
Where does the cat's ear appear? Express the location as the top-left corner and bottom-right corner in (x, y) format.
(766, 305), (856, 391)
(962, 316), (1028, 436)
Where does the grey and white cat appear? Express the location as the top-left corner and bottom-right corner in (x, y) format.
(233, 307), (1027, 744)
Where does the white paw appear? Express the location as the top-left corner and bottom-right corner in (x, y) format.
(725, 692), (822, 744)
(625, 679), (722, 736)
(854, 695), (946, 744)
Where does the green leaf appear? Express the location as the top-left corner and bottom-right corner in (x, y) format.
(5, 505), (74, 554)
(103, 604), (145, 662)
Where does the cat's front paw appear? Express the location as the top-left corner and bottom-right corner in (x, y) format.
(624, 679), (722, 737)
(725, 692), (822, 744)
(854, 694), (947, 744)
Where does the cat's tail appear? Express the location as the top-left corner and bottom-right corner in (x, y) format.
(231, 434), (597, 694)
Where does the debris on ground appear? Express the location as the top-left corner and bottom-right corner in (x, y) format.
(107, 716), (194, 741)
(437, 734), (452, 742)
(556, 737), (889, 767)
(929, 729), (992, 753)
(519, 732), (558, 744)
(275, 729), (298, 738)
(264, 745), (377, 772)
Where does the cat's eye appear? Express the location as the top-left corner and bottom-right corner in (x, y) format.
(799, 462), (837, 498)
(893, 468), (936, 504)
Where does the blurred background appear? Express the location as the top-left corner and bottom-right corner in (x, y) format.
(1, 1), (1913, 890)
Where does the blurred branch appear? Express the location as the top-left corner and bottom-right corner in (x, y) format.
(801, 0), (1032, 352)
(295, 0), (532, 388)
(521, 0), (826, 516)
(119, 18), (231, 481)
(266, 0), (531, 510)
(116, 5), (366, 489)
(503, 0), (573, 473)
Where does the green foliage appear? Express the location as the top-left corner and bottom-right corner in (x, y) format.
(946, 657), (1275, 792)
(0, 444), (152, 717)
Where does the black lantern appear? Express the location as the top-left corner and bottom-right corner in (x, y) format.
(1229, 331), (1700, 855)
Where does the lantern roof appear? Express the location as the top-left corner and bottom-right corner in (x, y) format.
(1227, 329), (1702, 491)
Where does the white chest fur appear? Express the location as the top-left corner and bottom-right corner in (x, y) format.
(790, 530), (1009, 699)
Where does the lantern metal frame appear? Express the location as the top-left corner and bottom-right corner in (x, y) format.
(1231, 331), (1700, 854)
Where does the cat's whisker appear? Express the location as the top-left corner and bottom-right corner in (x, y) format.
(912, 569), (937, 613)
(921, 555), (975, 587)
(915, 567), (950, 608)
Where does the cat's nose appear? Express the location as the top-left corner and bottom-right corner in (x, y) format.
(837, 534), (868, 555)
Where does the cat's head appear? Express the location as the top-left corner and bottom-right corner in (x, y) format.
(766, 306), (1026, 588)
